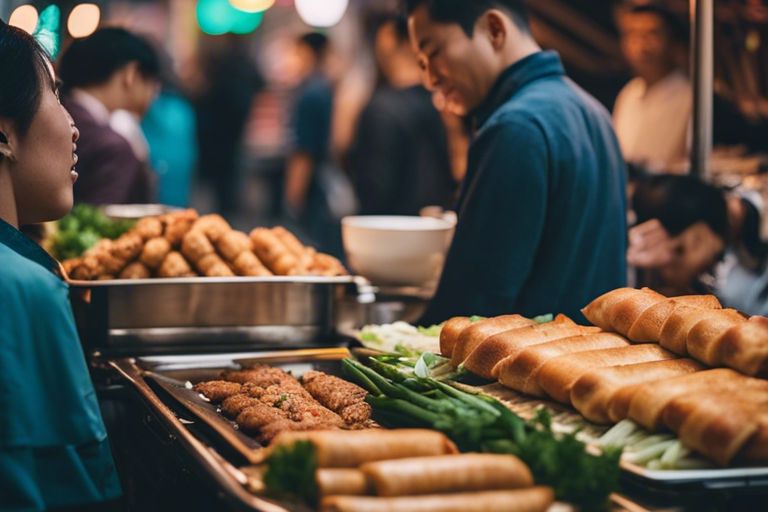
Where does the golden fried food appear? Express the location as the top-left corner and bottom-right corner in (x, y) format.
(134, 216), (164, 240)
(157, 251), (196, 278)
(181, 230), (215, 263)
(84, 239), (113, 258)
(61, 257), (82, 276)
(232, 251), (272, 277)
(193, 214), (231, 243)
(216, 231), (252, 262)
(309, 253), (347, 276)
(205, 260), (235, 277)
(163, 213), (197, 247)
(95, 251), (126, 276)
(97, 274), (115, 280)
(194, 381), (243, 402)
(139, 237), (172, 269)
(69, 255), (101, 280)
(119, 262), (151, 279)
(193, 253), (233, 276)
(302, 371), (371, 425)
(111, 233), (144, 262)
(250, 228), (298, 275)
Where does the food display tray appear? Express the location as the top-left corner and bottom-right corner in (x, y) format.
(69, 276), (369, 355)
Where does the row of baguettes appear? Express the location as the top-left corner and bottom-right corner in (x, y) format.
(582, 287), (768, 377)
(438, 288), (768, 465)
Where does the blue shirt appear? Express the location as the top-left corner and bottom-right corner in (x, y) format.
(422, 51), (627, 324)
(0, 219), (121, 510)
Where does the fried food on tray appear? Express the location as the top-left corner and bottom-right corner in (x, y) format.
(157, 251), (195, 278)
(111, 233), (143, 262)
(302, 371), (371, 425)
(216, 231), (252, 262)
(194, 380), (243, 403)
(181, 230), (215, 263)
(162, 210), (198, 247)
(193, 214), (231, 243)
(222, 365), (298, 387)
(134, 216), (163, 241)
(119, 262), (151, 280)
(249, 228), (298, 275)
(94, 251), (126, 276)
(139, 237), (172, 269)
(221, 394), (263, 418)
(61, 257), (82, 276)
(309, 252), (347, 276)
(232, 251), (272, 277)
(69, 255), (100, 280)
(194, 253), (234, 277)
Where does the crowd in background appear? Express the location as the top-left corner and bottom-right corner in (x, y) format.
(31, 0), (768, 313)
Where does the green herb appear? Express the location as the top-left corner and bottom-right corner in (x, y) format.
(343, 358), (621, 511)
(263, 441), (318, 503)
(359, 331), (380, 343)
(533, 313), (554, 324)
(50, 204), (134, 260)
(417, 324), (442, 337)
(469, 315), (485, 323)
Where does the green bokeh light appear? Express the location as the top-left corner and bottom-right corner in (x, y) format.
(196, 0), (263, 36)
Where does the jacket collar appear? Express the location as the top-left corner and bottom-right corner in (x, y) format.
(0, 217), (60, 275)
(471, 50), (565, 129)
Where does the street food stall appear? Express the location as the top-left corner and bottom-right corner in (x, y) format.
(49, 205), (768, 512)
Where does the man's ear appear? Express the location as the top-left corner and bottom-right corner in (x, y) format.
(120, 61), (140, 89)
(0, 122), (15, 160)
(481, 10), (509, 50)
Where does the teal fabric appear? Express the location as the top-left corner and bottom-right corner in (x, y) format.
(0, 218), (121, 510)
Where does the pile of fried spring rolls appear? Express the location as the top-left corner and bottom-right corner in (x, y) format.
(439, 287), (768, 466)
(266, 429), (554, 512)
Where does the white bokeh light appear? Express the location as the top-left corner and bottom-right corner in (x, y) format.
(67, 3), (101, 39)
(295, 0), (348, 28)
(8, 5), (39, 34)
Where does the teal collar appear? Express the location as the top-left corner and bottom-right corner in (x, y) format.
(0, 217), (60, 275)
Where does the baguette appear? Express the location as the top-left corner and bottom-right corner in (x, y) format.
(537, 344), (676, 404)
(626, 368), (756, 431)
(463, 321), (600, 380)
(571, 358), (704, 424)
(360, 454), (533, 497)
(440, 317), (472, 357)
(718, 316), (768, 376)
(685, 309), (747, 365)
(496, 333), (628, 396)
(450, 315), (538, 366)
(627, 295), (722, 342)
(321, 487), (554, 512)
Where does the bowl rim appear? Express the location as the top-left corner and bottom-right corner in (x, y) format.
(341, 215), (455, 232)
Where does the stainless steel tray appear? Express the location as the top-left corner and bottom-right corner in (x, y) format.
(70, 276), (368, 355)
(137, 347), (352, 465)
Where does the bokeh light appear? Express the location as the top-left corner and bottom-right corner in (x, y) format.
(8, 4), (39, 34)
(68, 3), (101, 39)
(295, 0), (348, 28)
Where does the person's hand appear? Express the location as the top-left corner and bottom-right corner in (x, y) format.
(627, 219), (675, 268)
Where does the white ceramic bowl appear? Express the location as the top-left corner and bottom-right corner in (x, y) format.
(342, 216), (455, 287)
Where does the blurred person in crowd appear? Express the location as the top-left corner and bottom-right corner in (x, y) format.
(285, 32), (346, 257)
(348, 14), (457, 216)
(142, 51), (198, 208)
(630, 173), (768, 315)
(58, 27), (160, 205)
(406, 0), (627, 324)
(0, 21), (121, 509)
(196, 35), (263, 216)
(613, 3), (690, 172)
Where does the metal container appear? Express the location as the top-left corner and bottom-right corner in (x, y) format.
(70, 276), (372, 356)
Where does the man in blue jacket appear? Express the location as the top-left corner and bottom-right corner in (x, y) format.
(406, 0), (627, 324)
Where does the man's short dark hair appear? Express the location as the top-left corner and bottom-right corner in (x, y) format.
(625, 3), (688, 43)
(58, 27), (160, 91)
(297, 32), (329, 61)
(403, 0), (530, 36)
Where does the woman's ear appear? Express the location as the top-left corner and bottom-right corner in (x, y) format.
(0, 126), (14, 161)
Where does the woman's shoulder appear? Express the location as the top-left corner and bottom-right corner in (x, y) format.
(0, 243), (67, 301)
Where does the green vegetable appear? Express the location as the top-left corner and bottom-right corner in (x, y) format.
(359, 331), (380, 343)
(343, 358), (621, 511)
(469, 315), (485, 323)
(263, 440), (318, 502)
(50, 204), (134, 260)
(533, 313), (554, 324)
(417, 324), (442, 337)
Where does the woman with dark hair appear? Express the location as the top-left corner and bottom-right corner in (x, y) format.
(0, 20), (121, 509)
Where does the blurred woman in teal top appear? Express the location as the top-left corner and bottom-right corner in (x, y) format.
(0, 21), (121, 510)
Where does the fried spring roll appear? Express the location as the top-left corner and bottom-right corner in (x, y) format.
(496, 333), (629, 396)
(439, 317), (472, 357)
(571, 358), (704, 424)
(217, 230), (252, 262)
(626, 368), (756, 431)
(719, 316), (768, 376)
(658, 304), (716, 355)
(233, 250), (272, 277)
(268, 429), (457, 468)
(466, 324), (604, 381)
(321, 487), (554, 512)
(627, 295), (722, 342)
(361, 454), (533, 497)
(450, 315), (543, 367)
(316, 469), (369, 499)
(250, 227), (298, 275)
(537, 344), (676, 404)
(581, 287), (642, 330)
(608, 288), (666, 336)
(181, 229), (215, 263)
(685, 309), (747, 365)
